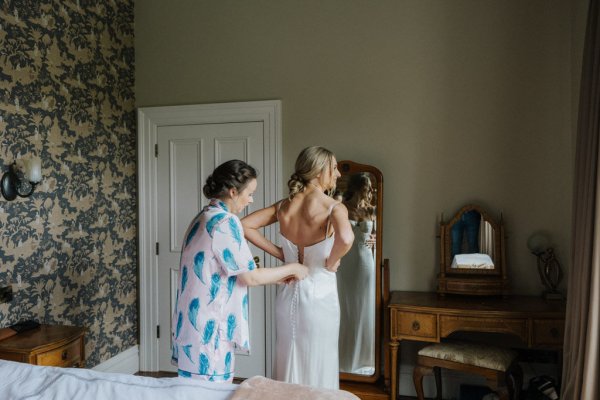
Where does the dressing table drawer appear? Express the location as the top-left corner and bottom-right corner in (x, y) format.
(392, 311), (437, 339)
(440, 316), (528, 343)
(532, 319), (565, 347)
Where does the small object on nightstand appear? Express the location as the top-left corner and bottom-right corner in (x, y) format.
(10, 320), (40, 333)
(0, 320), (41, 341)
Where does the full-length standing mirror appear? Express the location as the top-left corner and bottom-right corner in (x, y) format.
(336, 160), (385, 385)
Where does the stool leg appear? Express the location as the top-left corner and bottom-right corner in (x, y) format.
(413, 365), (431, 400)
(433, 366), (442, 400)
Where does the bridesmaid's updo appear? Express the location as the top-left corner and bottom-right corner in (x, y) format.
(288, 146), (335, 199)
(203, 160), (257, 199)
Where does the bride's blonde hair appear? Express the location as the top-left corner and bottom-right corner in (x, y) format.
(288, 146), (335, 199)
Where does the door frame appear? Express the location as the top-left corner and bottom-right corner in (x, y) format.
(137, 100), (282, 372)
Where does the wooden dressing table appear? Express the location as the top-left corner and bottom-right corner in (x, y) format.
(387, 291), (565, 400)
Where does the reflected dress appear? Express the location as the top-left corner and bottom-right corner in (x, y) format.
(337, 220), (375, 374)
(274, 209), (340, 389)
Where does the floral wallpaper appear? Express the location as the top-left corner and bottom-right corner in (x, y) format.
(0, 0), (136, 367)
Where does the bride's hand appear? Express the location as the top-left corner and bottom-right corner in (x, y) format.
(275, 246), (284, 261)
(326, 258), (341, 273)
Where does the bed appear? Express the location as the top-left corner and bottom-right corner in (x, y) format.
(0, 359), (358, 400)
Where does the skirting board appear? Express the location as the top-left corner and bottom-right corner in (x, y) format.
(92, 345), (139, 374)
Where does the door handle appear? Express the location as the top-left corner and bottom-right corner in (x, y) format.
(253, 256), (260, 268)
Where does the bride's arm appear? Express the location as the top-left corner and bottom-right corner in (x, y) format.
(326, 204), (354, 272)
(241, 203), (285, 261)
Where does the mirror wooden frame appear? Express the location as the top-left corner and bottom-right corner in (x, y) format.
(438, 204), (509, 296)
(337, 160), (386, 385)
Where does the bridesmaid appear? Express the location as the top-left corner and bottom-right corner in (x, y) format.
(171, 160), (308, 382)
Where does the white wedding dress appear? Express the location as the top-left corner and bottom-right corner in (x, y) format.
(274, 231), (340, 389)
(337, 220), (375, 375)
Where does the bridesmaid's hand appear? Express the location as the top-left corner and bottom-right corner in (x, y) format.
(292, 263), (309, 280)
(278, 276), (296, 285)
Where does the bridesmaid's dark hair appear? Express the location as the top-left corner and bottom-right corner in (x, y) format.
(203, 160), (257, 199)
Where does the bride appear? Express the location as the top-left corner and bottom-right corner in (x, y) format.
(242, 146), (354, 389)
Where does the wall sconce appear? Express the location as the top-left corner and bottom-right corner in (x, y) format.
(0, 156), (42, 201)
(527, 232), (564, 300)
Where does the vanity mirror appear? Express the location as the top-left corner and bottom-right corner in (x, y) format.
(336, 160), (388, 392)
(438, 204), (509, 296)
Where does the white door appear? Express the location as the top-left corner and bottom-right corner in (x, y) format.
(156, 121), (266, 377)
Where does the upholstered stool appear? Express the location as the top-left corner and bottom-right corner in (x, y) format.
(413, 341), (523, 400)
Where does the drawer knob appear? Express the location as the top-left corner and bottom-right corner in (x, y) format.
(550, 327), (559, 338)
(412, 321), (420, 331)
(61, 350), (68, 360)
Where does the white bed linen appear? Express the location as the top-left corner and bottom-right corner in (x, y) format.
(0, 359), (237, 400)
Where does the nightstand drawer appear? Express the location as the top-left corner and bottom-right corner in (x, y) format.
(393, 311), (437, 339)
(532, 319), (564, 347)
(36, 337), (83, 367)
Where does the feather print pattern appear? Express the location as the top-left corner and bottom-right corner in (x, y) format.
(175, 312), (183, 338)
(227, 313), (236, 341)
(214, 331), (220, 350)
(188, 298), (200, 330)
(178, 370), (191, 378)
(242, 294), (248, 321)
(181, 265), (188, 293)
(208, 273), (221, 304)
(222, 248), (239, 271)
(185, 221), (200, 247)
(182, 344), (193, 363)
(202, 319), (216, 345)
(227, 276), (237, 301)
(229, 217), (243, 249)
(248, 259), (256, 271)
(224, 351), (232, 381)
(206, 213), (227, 237)
(171, 343), (178, 362)
(199, 353), (210, 375)
(193, 251), (205, 284)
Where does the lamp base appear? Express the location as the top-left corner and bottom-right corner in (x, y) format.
(542, 290), (564, 301)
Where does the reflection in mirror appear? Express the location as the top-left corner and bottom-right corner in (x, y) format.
(438, 204), (509, 296)
(449, 210), (496, 269)
(336, 172), (376, 375)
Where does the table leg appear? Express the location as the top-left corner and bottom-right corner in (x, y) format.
(390, 340), (399, 400)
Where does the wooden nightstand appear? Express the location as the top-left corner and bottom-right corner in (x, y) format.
(0, 324), (85, 367)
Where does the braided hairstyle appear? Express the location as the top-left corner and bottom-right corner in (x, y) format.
(203, 160), (257, 199)
(288, 146), (335, 199)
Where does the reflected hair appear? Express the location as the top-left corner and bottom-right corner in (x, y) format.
(344, 172), (373, 210)
(203, 160), (257, 199)
(288, 146), (335, 199)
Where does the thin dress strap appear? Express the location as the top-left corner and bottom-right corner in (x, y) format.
(276, 199), (287, 220)
(325, 202), (340, 239)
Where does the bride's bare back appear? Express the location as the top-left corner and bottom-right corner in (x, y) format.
(242, 187), (354, 271)
(278, 190), (338, 247)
